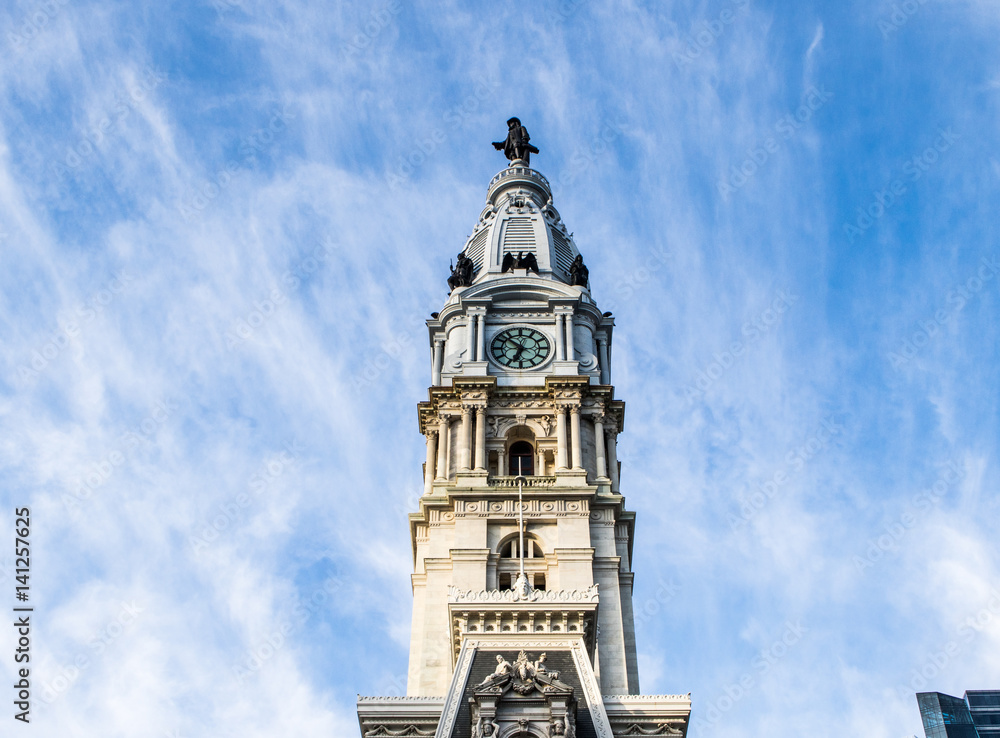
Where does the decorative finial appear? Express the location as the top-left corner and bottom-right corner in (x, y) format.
(492, 117), (539, 166)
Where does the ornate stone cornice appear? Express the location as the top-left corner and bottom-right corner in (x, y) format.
(448, 585), (599, 604)
(364, 725), (435, 738)
(602, 695), (691, 703)
(356, 696), (446, 738)
(612, 723), (684, 736)
(419, 381), (619, 435)
(603, 694), (691, 738)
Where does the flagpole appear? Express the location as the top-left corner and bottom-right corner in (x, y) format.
(518, 456), (525, 583)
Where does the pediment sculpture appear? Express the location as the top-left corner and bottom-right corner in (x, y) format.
(474, 650), (571, 697)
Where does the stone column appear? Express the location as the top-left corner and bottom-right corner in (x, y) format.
(424, 430), (438, 494)
(498, 446), (506, 476)
(594, 416), (607, 479)
(444, 420), (452, 476)
(607, 427), (620, 493)
(435, 416), (449, 481)
(466, 316), (475, 364)
(476, 314), (486, 362)
(460, 408), (472, 471)
(555, 315), (566, 361)
(474, 407), (487, 471)
(537, 448), (546, 476)
(566, 312), (576, 363)
(570, 406), (583, 470)
(597, 336), (610, 384)
(432, 338), (445, 385)
(556, 408), (568, 470)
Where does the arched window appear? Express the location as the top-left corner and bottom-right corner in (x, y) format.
(497, 534), (547, 592)
(500, 538), (544, 559)
(508, 441), (534, 476)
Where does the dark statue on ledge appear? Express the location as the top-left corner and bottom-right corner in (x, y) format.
(448, 251), (475, 291)
(493, 117), (539, 165)
(569, 254), (589, 288)
(501, 251), (539, 275)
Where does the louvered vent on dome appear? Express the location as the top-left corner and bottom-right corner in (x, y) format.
(499, 217), (536, 257)
(552, 229), (575, 276)
(465, 227), (490, 272)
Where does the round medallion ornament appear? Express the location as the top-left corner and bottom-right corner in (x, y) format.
(490, 327), (551, 369)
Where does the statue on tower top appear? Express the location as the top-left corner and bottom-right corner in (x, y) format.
(493, 117), (539, 165)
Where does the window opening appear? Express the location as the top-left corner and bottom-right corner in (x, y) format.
(508, 441), (534, 476)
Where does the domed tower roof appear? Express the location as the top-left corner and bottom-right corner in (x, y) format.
(459, 161), (583, 287)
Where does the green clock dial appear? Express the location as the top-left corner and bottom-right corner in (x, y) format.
(490, 327), (551, 369)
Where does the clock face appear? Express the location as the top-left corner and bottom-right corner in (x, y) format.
(490, 327), (551, 369)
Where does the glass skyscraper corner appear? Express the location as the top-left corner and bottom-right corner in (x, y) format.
(918, 690), (1000, 738)
(966, 691), (1000, 738)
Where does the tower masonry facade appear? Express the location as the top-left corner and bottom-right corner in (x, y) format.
(358, 145), (690, 738)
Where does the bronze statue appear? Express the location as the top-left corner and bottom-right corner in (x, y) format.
(501, 251), (539, 275)
(493, 117), (539, 165)
(447, 251), (475, 291)
(569, 254), (589, 288)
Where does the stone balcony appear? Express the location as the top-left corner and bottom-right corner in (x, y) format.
(486, 475), (556, 488)
(486, 163), (551, 204)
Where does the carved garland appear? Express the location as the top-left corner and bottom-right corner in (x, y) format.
(364, 726), (436, 737)
(615, 726), (684, 736)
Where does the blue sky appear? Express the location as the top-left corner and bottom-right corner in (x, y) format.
(1, 0), (998, 736)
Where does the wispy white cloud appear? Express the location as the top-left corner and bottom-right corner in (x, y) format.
(0, 1), (997, 737)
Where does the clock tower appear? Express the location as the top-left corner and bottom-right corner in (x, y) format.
(357, 123), (691, 738)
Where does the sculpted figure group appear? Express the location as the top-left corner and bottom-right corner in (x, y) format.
(476, 651), (562, 692)
(473, 651), (575, 738)
(447, 251), (475, 291)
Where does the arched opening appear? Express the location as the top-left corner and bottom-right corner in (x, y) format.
(500, 538), (544, 559)
(496, 534), (546, 592)
(508, 441), (534, 476)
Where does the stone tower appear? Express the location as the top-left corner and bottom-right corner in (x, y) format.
(357, 128), (690, 738)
